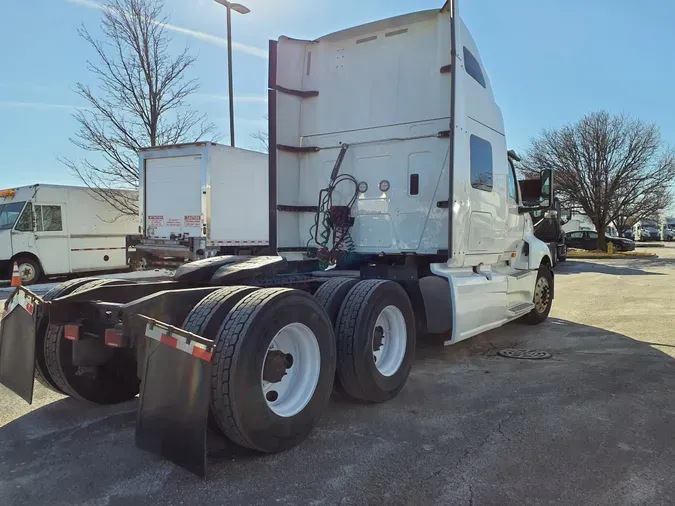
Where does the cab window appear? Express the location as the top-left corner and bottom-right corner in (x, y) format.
(15, 202), (33, 232)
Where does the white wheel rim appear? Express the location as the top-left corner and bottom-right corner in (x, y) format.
(261, 323), (321, 418)
(372, 305), (407, 377)
(18, 263), (35, 283)
(534, 276), (550, 313)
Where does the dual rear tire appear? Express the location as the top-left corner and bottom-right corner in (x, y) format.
(181, 279), (416, 453)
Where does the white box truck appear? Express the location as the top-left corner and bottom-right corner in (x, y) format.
(1, 1), (556, 477)
(0, 184), (138, 284)
(130, 142), (269, 267)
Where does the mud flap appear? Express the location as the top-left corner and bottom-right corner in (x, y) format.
(135, 316), (215, 478)
(0, 287), (43, 404)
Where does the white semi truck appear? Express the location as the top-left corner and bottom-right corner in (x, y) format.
(0, 184), (137, 284)
(129, 143), (269, 268)
(0, 1), (554, 477)
(633, 219), (660, 241)
(660, 217), (675, 241)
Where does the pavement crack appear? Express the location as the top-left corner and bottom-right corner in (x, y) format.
(467, 480), (475, 506)
(496, 414), (513, 441)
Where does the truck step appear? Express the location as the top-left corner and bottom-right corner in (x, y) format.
(506, 302), (535, 316)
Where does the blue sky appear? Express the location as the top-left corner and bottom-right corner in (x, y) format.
(1, 0), (674, 189)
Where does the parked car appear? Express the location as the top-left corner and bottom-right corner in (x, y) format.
(623, 230), (635, 240)
(565, 231), (636, 252)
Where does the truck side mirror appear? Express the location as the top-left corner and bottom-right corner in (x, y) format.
(539, 169), (552, 207)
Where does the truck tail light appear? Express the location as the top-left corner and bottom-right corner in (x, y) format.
(105, 328), (123, 348)
(64, 325), (80, 341)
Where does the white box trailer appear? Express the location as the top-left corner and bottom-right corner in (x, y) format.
(0, 184), (138, 284)
(0, 1), (556, 478)
(132, 142), (269, 266)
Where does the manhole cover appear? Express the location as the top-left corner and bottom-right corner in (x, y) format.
(497, 349), (552, 360)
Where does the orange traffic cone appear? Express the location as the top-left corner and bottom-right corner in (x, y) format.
(10, 262), (21, 287)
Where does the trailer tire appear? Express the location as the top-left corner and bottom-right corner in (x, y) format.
(313, 277), (360, 327)
(43, 279), (140, 404)
(335, 280), (415, 403)
(181, 286), (258, 338)
(34, 277), (101, 394)
(523, 264), (553, 325)
(209, 288), (336, 453)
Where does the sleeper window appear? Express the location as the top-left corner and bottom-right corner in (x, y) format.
(463, 47), (486, 88)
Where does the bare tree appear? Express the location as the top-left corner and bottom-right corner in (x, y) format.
(60, 0), (216, 215)
(521, 111), (675, 250)
(613, 186), (671, 236)
(251, 115), (269, 153)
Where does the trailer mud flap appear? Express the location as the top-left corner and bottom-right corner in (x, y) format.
(135, 317), (215, 478)
(0, 287), (43, 404)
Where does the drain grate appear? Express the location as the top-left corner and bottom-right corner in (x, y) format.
(497, 349), (552, 360)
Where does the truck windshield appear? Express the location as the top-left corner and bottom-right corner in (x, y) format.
(0, 201), (27, 230)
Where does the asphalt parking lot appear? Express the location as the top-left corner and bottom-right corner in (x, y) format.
(1, 246), (675, 505)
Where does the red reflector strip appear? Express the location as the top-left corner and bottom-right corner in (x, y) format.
(143, 322), (213, 362)
(64, 325), (80, 341)
(192, 346), (213, 362)
(71, 247), (126, 252)
(160, 334), (178, 348)
(104, 328), (123, 347)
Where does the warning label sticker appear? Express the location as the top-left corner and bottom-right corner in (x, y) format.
(166, 218), (181, 227)
(148, 216), (164, 227)
(184, 215), (201, 227)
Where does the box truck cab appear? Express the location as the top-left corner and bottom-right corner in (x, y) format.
(0, 184), (138, 284)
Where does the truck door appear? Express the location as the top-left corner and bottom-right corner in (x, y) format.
(465, 126), (507, 254)
(504, 159), (522, 252)
(34, 203), (70, 275)
(144, 155), (203, 239)
(9, 202), (36, 258)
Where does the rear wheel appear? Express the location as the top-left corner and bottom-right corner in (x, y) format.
(313, 277), (360, 327)
(335, 280), (416, 403)
(34, 277), (101, 394)
(209, 288), (336, 452)
(523, 264), (553, 325)
(43, 279), (140, 403)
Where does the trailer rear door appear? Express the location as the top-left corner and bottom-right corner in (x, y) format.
(144, 155), (203, 238)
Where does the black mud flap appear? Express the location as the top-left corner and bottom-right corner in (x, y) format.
(0, 287), (44, 404)
(135, 316), (215, 478)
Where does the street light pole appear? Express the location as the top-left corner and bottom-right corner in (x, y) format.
(226, 4), (235, 147)
(214, 0), (250, 147)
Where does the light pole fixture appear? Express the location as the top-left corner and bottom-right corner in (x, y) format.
(213, 0), (250, 147)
